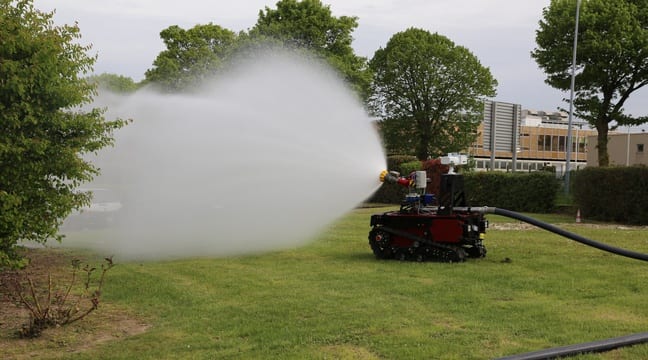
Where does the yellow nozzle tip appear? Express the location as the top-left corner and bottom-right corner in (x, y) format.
(379, 170), (388, 182)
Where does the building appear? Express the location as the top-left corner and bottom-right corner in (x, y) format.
(469, 102), (598, 174)
(587, 131), (648, 166)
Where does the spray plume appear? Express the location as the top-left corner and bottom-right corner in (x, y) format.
(65, 51), (386, 260)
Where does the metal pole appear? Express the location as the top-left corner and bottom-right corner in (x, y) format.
(564, 0), (581, 194)
(575, 125), (580, 168)
(489, 102), (497, 171)
(511, 104), (520, 172)
(626, 127), (631, 166)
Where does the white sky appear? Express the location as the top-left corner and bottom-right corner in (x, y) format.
(33, 0), (647, 119)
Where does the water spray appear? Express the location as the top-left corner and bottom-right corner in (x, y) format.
(63, 50), (386, 260)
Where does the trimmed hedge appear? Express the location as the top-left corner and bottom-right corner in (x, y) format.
(400, 161), (422, 177)
(463, 172), (559, 213)
(572, 166), (648, 225)
(387, 156), (418, 172)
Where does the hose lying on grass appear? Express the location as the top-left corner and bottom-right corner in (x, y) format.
(495, 332), (648, 360)
(457, 206), (648, 262)
(474, 207), (648, 359)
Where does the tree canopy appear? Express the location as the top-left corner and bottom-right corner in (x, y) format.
(532, 0), (648, 166)
(0, 0), (125, 266)
(144, 23), (237, 92)
(144, 1), (370, 98)
(250, 0), (371, 98)
(369, 28), (497, 160)
(88, 73), (139, 93)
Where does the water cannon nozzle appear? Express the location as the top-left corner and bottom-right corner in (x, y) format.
(379, 170), (388, 183)
(380, 170), (402, 184)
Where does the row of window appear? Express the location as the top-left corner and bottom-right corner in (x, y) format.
(473, 159), (579, 172)
(535, 135), (586, 153)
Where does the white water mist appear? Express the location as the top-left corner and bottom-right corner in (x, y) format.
(66, 52), (386, 260)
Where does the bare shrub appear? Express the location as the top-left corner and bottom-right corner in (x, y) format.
(4, 256), (114, 338)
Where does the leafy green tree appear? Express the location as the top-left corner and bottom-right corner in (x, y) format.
(250, 0), (371, 99)
(144, 23), (237, 92)
(0, 0), (125, 266)
(88, 73), (139, 93)
(532, 0), (648, 166)
(369, 28), (497, 160)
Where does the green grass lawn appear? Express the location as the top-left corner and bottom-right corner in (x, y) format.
(44, 207), (648, 359)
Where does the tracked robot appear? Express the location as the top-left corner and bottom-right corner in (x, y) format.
(369, 154), (487, 262)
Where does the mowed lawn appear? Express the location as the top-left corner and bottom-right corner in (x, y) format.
(20, 207), (648, 359)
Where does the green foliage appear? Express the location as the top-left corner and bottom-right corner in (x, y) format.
(532, 0), (648, 166)
(0, 0), (126, 265)
(398, 160), (422, 176)
(87, 73), (139, 93)
(386, 155), (418, 173)
(369, 28), (497, 160)
(144, 1), (370, 98)
(464, 172), (559, 212)
(572, 166), (648, 224)
(144, 23), (237, 92)
(250, 0), (371, 99)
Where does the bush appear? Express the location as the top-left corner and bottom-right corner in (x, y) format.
(399, 161), (422, 176)
(464, 172), (559, 213)
(4, 257), (114, 338)
(572, 166), (648, 225)
(386, 155), (419, 174)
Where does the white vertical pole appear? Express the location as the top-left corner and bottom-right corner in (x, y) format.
(565, 0), (581, 194)
(626, 127), (631, 166)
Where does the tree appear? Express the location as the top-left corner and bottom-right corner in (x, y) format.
(144, 23), (237, 92)
(87, 73), (139, 93)
(250, 0), (371, 99)
(369, 28), (497, 160)
(532, 0), (648, 166)
(0, 0), (125, 266)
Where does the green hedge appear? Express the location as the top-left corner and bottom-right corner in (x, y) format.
(572, 166), (648, 225)
(464, 172), (559, 213)
(400, 161), (422, 177)
(387, 156), (419, 173)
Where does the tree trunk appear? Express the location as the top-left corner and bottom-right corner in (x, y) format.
(596, 121), (609, 166)
(416, 119), (432, 160)
(417, 133), (430, 160)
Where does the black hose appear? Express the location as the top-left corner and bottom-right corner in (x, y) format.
(475, 207), (648, 359)
(481, 207), (648, 262)
(495, 332), (648, 360)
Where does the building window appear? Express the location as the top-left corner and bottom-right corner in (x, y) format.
(539, 135), (552, 151)
(552, 135), (560, 151)
(638, 144), (644, 153)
